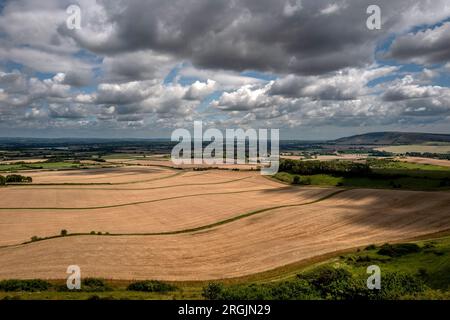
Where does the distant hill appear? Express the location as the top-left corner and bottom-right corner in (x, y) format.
(334, 132), (450, 145)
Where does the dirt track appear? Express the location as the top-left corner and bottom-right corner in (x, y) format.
(0, 166), (449, 280)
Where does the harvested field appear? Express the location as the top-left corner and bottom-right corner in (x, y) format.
(0, 165), (449, 280)
(21, 166), (176, 184)
(397, 157), (450, 168)
(376, 145), (450, 154)
(280, 154), (370, 161)
(0, 159), (46, 164)
(106, 158), (260, 170)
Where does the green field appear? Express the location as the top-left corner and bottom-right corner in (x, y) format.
(0, 161), (88, 172)
(273, 159), (450, 190)
(1, 236), (448, 300)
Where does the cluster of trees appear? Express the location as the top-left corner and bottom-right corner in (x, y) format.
(279, 159), (371, 176)
(0, 174), (32, 185)
(202, 267), (425, 300)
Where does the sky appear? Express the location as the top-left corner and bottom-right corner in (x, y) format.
(0, 0), (449, 140)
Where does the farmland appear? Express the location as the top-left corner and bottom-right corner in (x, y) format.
(0, 143), (449, 300)
(375, 145), (450, 154)
(0, 159), (449, 283)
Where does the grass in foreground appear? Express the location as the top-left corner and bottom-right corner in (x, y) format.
(1, 236), (448, 300)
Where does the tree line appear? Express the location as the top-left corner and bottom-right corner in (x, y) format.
(0, 174), (33, 185)
(279, 159), (371, 176)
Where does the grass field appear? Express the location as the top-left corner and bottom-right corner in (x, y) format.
(0, 161), (100, 172)
(274, 159), (450, 190)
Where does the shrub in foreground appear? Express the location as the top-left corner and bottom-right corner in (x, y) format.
(56, 278), (111, 292)
(0, 279), (51, 292)
(202, 267), (427, 300)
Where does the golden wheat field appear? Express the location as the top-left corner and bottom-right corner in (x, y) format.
(0, 164), (449, 280)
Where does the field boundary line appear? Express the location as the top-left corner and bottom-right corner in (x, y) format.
(4, 176), (252, 191)
(4, 170), (184, 187)
(0, 188), (348, 248)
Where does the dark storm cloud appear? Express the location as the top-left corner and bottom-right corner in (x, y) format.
(64, 0), (414, 76)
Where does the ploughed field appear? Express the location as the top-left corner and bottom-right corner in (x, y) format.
(0, 164), (449, 280)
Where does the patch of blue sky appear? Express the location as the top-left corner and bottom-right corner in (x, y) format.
(163, 66), (181, 84)
(2, 61), (24, 73)
(432, 67), (450, 87)
(240, 70), (278, 81)
(35, 71), (57, 80)
(367, 74), (399, 88)
(196, 91), (222, 113)
(407, 16), (450, 34)
(74, 49), (103, 64)
(176, 76), (203, 86)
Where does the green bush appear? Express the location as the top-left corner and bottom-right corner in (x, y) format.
(202, 280), (319, 300)
(361, 272), (426, 300)
(365, 244), (377, 251)
(202, 267), (429, 300)
(298, 267), (356, 299)
(60, 229), (68, 236)
(56, 278), (111, 292)
(0, 175), (5, 185)
(377, 243), (421, 257)
(127, 280), (177, 292)
(82, 278), (111, 292)
(0, 279), (51, 292)
(202, 283), (224, 300)
(30, 236), (41, 242)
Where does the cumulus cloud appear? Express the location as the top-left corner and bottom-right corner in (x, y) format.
(269, 66), (397, 100)
(183, 80), (217, 100)
(386, 22), (450, 65)
(382, 75), (449, 101)
(0, 0), (450, 137)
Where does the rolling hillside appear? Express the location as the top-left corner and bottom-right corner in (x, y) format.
(334, 132), (450, 145)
